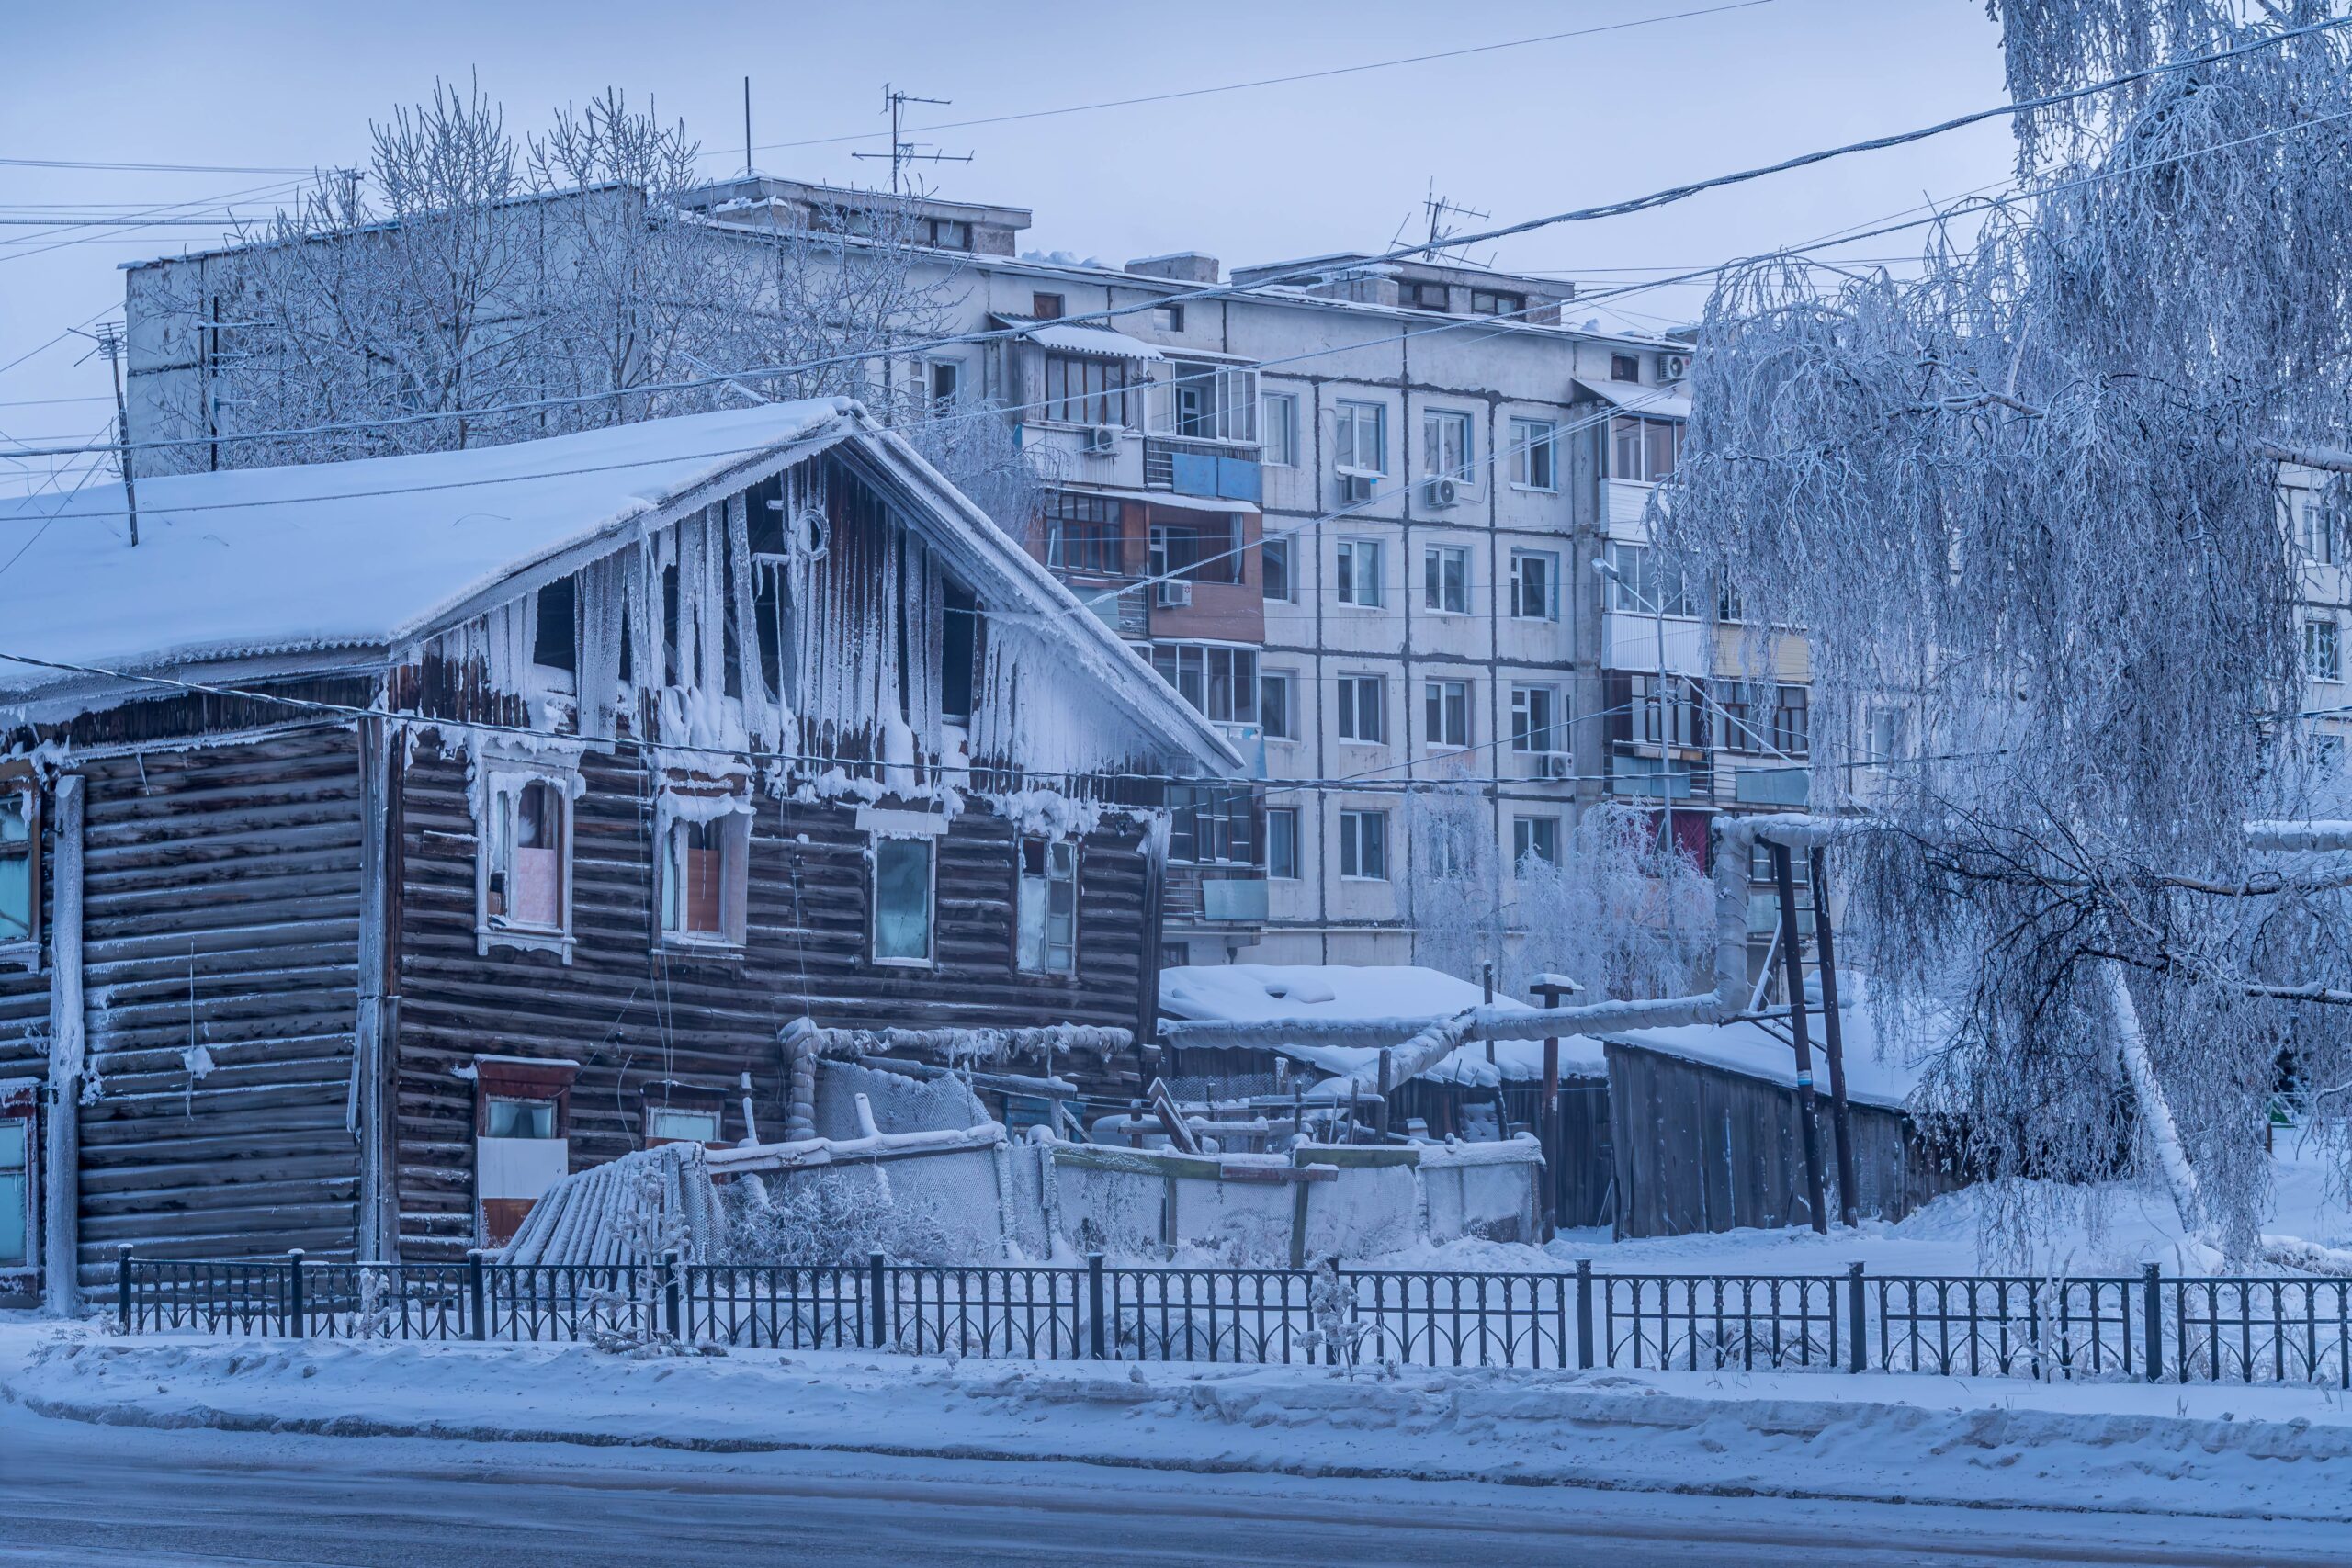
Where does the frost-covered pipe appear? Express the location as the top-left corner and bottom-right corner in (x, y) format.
(42, 774), (84, 1317)
(781, 1017), (820, 1142)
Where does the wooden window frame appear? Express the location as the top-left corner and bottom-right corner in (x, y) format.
(475, 758), (578, 963)
(1014, 837), (1080, 978)
(870, 831), (938, 969)
(0, 1084), (37, 1289)
(657, 785), (753, 953)
(0, 767), (38, 969)
(641, 1080), (730, 1149)
(472, 1055), (579, 1139)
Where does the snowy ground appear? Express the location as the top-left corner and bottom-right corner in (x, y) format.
(1371, 1142), (2352, 1280)
(9, 1311), (2352, 1534)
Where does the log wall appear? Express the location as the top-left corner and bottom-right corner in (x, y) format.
(391, 740), (1157, 1260)
(0, 729), (368, 1282)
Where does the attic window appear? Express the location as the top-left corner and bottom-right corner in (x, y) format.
(1032, 292), (1065, 321)
(532, 580), (577, 675)
(0, 773), (40, 959)
(941, 581), (977, 721)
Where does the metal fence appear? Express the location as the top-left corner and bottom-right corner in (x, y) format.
(112, 1246), (2352, 1385)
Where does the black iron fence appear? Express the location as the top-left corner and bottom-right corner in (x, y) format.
(111, 1245), (2352, 1385)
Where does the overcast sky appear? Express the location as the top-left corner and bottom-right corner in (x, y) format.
(0, 0), (2014, 483)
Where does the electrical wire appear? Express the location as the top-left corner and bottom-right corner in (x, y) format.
(6, 17), (2338, 467)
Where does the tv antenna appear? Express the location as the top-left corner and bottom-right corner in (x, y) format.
(850, 85), (972, 195)
(1419, 181), (1488, 261)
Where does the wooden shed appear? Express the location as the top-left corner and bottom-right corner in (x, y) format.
(0, 400), (1242, 1307)
(1599, 1005), (1968, 1240)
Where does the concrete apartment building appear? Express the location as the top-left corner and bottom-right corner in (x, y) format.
(119, 175), (1821, 974)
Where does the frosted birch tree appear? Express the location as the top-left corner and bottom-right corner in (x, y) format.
(155, 80), (1045, 532)
(1659, 0), (2352, 1261)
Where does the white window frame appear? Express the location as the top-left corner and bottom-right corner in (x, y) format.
(1510, 683), (1561, 753)
(1016, 837), (1080, 976)
(1259, 669), (1296, 740)
(1265, 807), (1300, 881)
(1336, 537), (1385, 607)
(1261, 391), (1299, 467)
(1420, 408), (1475, 488)
(1509, 418), (1558, 491)
(1336, 675), (1386, 745)
(1424, 679), (1470, 750)
(1339, 808), (1389, 881)
(1514, 815), (1562, 869)
(2310, 618), (2344, 683)
(1334, 400), (1387, 477)
(1261, 534), (1295, 603)
(475, 755), (580, 963)
(870, 831), (938, 969)
(1510, 549), (1559, 621)
(1422, 544), (1471, 615)
(658, 788), (752, 951)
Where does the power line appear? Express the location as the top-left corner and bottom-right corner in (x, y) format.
(0, 157), (321, 175)
(726, 2), (1780, 159)
(6, 17), (2333, 468)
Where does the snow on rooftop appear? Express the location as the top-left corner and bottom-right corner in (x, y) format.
(1020, 321), (1166, 363)
(1601, 976), (1939, 1112)
(1157, 964), (1606, 1089)
(0, 401), (854, 696)
(1575, 378), (1694, 421)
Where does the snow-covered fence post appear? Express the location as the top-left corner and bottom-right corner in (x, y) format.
(867, 1251), (888, 1349)
(1086, 1252), (1107, 1360)
(662, 1250), (683, 1341)
(1576, 1259), (1595, 1370)
(1846, 1262), (1866, 1373)
(286, 1249), (306, 1338)
(2143, 1263), (2163, 1384)
(116, 1244), (132, 1334)
(468, 1250), (488, 1341)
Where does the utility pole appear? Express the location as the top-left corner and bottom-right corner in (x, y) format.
(1772, 842), (1830, 1235)
(1809, 846), (1860, 1227)
(92, 323), (140, 547)
(742, 76), (753, 177)
(850, 84), (971, 195)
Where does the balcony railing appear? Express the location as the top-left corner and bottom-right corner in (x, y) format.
(1144, 435), (1261, 502)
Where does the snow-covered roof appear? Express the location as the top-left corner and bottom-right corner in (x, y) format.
(1574, 378), (1694, 421)
(1600, 976), (1938, 1112)
(0, 401), (854, 696)
(1157, 964), (1607, 1089)
(1020, 321), (1167, 363)
(0, 401), (1245, 776)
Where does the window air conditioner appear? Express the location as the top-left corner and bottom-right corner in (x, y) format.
(1536, 750), (1573, 781)
(1421, 476), (1461, 509)
(1340, 472), (1376, 505)
(1157, 579), (1193, 608)
(1084, 424), (1121, 456)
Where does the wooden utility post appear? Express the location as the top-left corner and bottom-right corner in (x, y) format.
(1770, 842), (1830, 1235)
(95, 324), (139, 547)
(1809, 847), (1860, 1227)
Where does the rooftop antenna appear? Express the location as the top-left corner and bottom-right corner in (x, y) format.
(1419, 181), (1489, 263)
(78, 323), (139, 547)
(742, 76), (753, 177)
(850, 84), (971, 196)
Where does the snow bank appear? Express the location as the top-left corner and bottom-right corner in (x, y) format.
(17, 1325), (2352, 1526)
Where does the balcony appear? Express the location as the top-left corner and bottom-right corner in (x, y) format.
(1144, 435), (1261, 503)
(1019, 421), (1144, 490)
(1164, 863), (1271, 925)
(1062, 577), (1148, 640)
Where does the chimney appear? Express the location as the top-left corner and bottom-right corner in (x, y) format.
(1125, 251), (1219, 285)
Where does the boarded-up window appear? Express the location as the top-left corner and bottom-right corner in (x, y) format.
(660, 806), (749, 947)
(1017, 839), (1078, 975)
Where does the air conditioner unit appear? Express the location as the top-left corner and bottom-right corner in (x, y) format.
(1536, 750), (1573, 781)
(1421, 476), (1461, 510)
(1083, 423), (1121, 456)
(1658, 352), (1691, 382)
(1340, 472), (1376, 505)
(1157, 579), (1193, 608)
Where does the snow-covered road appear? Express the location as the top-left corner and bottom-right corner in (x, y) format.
(0, 1398), (2338, 1568)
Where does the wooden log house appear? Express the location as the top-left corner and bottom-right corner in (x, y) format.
(0, 400), (1241, 1307)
